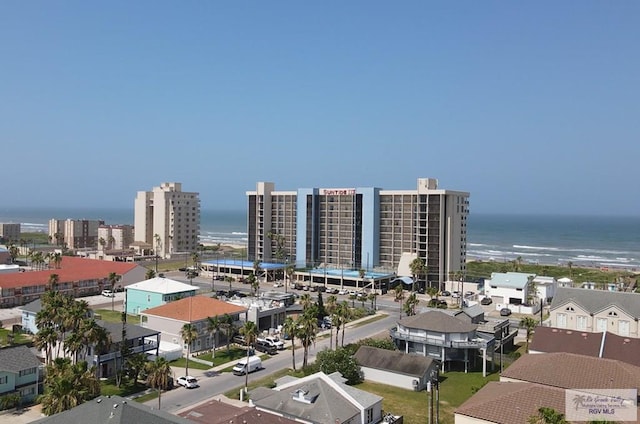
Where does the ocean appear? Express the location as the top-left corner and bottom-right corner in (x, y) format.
(1, 207), (638, 271)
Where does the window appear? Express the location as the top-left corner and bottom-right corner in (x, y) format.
(0, 376), (7, 384)
(577, 315), (588, 331)
(19, 368), (36, 377)
(366, 408), (374, 423)
(596, 318), (607, 332)
(557, 313), (567, 328)
(619, 320), (630, 337)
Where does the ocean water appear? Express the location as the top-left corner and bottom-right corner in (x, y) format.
(1, 207), (638, 270)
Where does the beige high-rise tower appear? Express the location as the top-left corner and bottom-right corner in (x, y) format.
(134, 182), (200, 259)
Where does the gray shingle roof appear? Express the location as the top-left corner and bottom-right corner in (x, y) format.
(31, 395), (192, 424)
(0, 345), (41, 373)
(354, 346), (433, 377)
(19, 298), (42, 314)
(398, 310), (477, 333)
(550, 287), (640, 318)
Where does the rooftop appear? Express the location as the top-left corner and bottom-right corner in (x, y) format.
(126, 276), (198, 294)
(551, 287), (640, 318)
(354, 346), (434, 377)
(0, 257), (140, 289)
(398, 310), (477, 333)
(141, 295), (248, 322)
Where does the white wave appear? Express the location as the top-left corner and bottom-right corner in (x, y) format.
(513, 244), (560, 251)
(232, 231), (248, 235)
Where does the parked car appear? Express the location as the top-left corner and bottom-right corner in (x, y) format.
(500, 308), (512, 316)
(465, 291), (475, 297)
(176, 376), (198, 389)
(233, 335), (247, 345)
(326, 287), (339, 294)
(338, 289), (348, 295)
(273, 281), (283, 288)
(441, 290), (451, 296)
(452, 291), (460, 298)
(480, 297), (493, 305)
(262, 336), (285, 350)
(255, 339), (277, 355)
(101, 289), (115, 297)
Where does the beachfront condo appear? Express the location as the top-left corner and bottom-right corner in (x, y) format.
(246, 178), (469, 287)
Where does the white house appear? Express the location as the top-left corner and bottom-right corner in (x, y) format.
(532, 276), (557, 304)
(484, 272), (542, 314)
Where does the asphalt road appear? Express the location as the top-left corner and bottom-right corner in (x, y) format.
(145, 312), (398, 413)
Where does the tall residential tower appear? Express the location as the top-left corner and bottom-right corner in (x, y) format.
(246, 178), (469, 286)
(134, 182), (200, 258)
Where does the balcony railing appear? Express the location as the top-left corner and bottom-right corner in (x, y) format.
(94, 341), (158, 363)
(390, 328), (491, 349)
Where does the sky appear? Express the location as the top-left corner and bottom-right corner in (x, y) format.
(2, 2), (638, 215)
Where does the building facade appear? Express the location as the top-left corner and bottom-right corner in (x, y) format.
(246, 178), (469, 286)
(134, 182), (200, 259)
(0, 223), (21, 242)
(48, 218), (104, 249)
(97, 224), (134, 251)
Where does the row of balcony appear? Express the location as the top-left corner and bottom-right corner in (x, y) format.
(94, 341), (159, 363)
(389, 328), (491, 349)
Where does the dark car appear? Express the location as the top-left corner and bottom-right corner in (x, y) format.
(480, 297), (493, 305)
(500, 308), (512, 316)
(254, 339), (277, 355)
(441, 290), (451, 296)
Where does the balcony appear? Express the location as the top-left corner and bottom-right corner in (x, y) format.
(94, 341), (158, 363)
(390, 328), (491, 349)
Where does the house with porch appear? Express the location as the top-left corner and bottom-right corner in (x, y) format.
(389, 310), (495, 376)
(483, 271), (540, 314)
(140, 296), (248, 356)
(125, 276), (198, 315)
(0, 345), (42, 406)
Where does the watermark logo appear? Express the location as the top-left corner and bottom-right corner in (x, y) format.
(566, 389), (637, 422)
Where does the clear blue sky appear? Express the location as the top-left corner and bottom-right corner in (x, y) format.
(2, 2), (638, 215)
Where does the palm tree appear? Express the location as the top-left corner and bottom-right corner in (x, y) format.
(368, 292), (378, 311)
(285, 264), (295, 293)
(33, 325), (57, 365)
(358, 268), (365, 291)
(527, 407), (569, 424)
(282, 316), (298, 370)
(520, 316), (538, 353)
(145, 357), (172, 410)
(145, 268), (156, 279)
(219, 314), (234, 355)
(325, 295), (338, 349)
(107, 272), (121, 311)
(125, 353), (147, 386)
(395, 284), (405, 318)
(246, 273), (258, 296)
(206, 316), (221, 357)
(426, 286), (439, 301)
(338, 301), (351, 347)
(98, 237), (106, 251)
(48, 273), (60, 292)
(52, 252), (62, 268)
(41, 358), (99, 416)
(410, 257), (427, 291)
(8, 244), (18, 263)
(153, 233), (161, 272)
(180, 323), (199, 376)
(403, 292), (419, 316)
(567, 261), (574, 281)
(299, 293), (313, 310)
(297, 311), (317, 368)
(239, 320), (258, 393)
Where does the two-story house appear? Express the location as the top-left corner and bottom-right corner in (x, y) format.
(483, 272), (541, 314)
(389, 310), (495, 376)
(140, 296), (248, 356)
(549, 287), (640, 337)
(125, 276), (198, 315)
(0, 345), (42, 406)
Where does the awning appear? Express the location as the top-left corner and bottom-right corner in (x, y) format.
(390, 276), (414, 285)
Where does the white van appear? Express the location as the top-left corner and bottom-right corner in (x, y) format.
(232, 356), (262, 376)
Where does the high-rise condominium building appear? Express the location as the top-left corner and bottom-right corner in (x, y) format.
(48, 219), (105, 249)
(246, 178), (469, 285)
(0, 223), (20, 242)
(134, 182), (200, 259)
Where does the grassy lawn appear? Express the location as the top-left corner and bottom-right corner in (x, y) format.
(169, 357), (212, 371)
(195, 346), (249, 367)
(94, 309), (139, 323)
(134, 391), (158, 403)
(100, 379), (148, 397)
(355, 369), (500, 424)
(0, 328), (32, 347)
(349, 313), (388, 328)
(224, 368), (305, 400)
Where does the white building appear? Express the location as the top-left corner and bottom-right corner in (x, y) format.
(134, 182), (200, 259)
(532, 275), (557, 304)
(97, 224), (134, 251)
(484, 272), (535, 305)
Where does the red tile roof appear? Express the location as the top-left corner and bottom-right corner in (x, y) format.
(141, 296), (247, 322)
(501, 352), (640, 391)
(0, 256), (140, 289)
